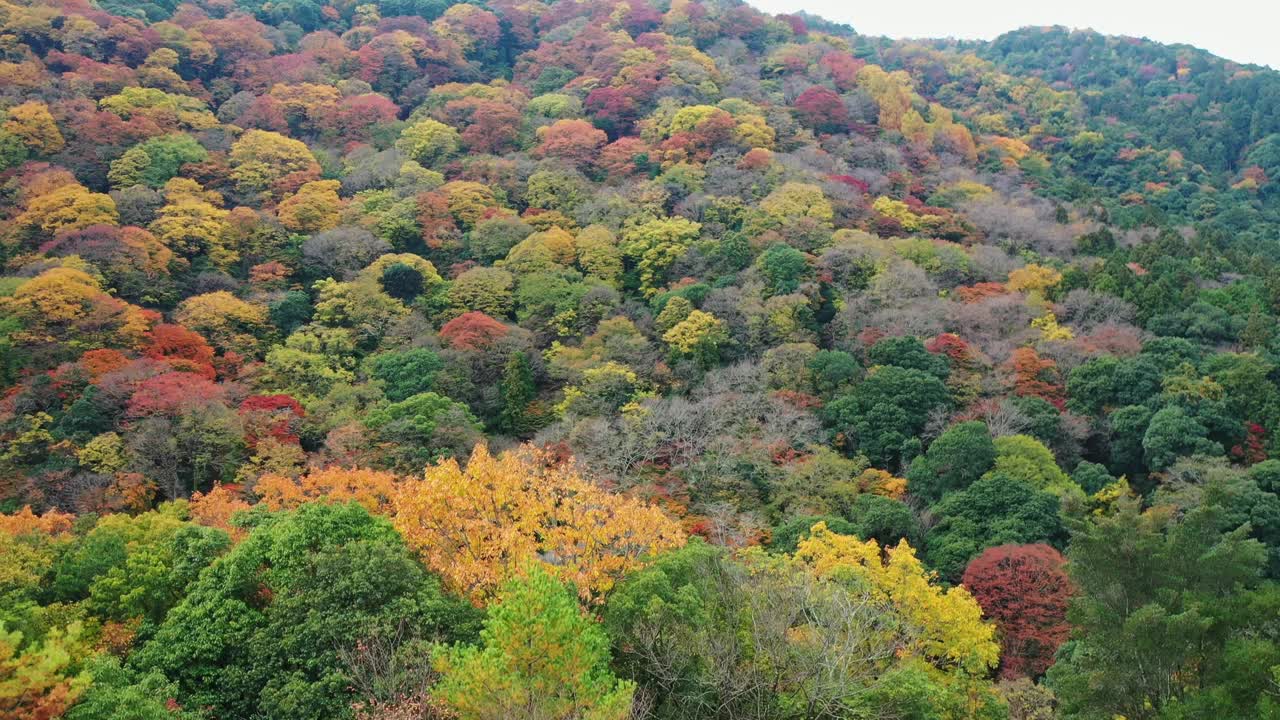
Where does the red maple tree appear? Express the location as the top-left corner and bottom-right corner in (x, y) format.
(962, 543), (1073, 678)
(439, 311), (509, 351)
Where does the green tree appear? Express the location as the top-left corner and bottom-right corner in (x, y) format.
(1071, 462), (1116, 495)
(0, 129), (29, 171)
(132, 503), (479, 720)
(1201, 352), (1280, 429)
(269, 291), (314, 336)
(755, 243), (811, 296)
(907, 421), (996, 505)
(843, 493), (923, 547)
(433, 565), (634, 720)
(1066, 356), (1162, 416)
(51, 505), (230, 624)
(825, 366), (950, 467)
(768, 515), (858, 553)
(496, 352), (539, 436)
(604, 537), (1003, 720)
(469, 217), (534, 263)
(363, 391), (482, 470)
(1046, 499), (1270, 720)
(926, 474), (1066, 580)
(1251, 460), (1280, 495)
(986, 434), (1078, 496)
(866, 336), (950, 380)
(366, 348), (443, 402)
(1143, 406), (1223, 471)
(109, 134), (208, 189)
(808, 350), (861, 398)
(379, 261), (425, 303)
(1108, 405), (1154, 477)
(66, 655), (199, 720)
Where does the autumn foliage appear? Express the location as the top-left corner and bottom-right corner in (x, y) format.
(797, 522), (999, 675)
(438, 311), (510, 351)
(393, 444), (685, 603)
(0, 505), (74, 537)
(187, 484), (252, 538)
(962, 544), (1073, 678)
(0, 0), (1277, 717)
(1006, 347), (1066, 409)
(256, 466), (400, 515)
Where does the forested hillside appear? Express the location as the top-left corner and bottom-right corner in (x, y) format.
(1, 0), (1279, 717)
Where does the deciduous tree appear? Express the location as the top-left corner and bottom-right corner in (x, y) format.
(229, 129), (320, 195)
(3, 101), (64, 154)
(393, 444), (684, 603)
(432, 565), (634, 720)
(962, 544), (1072, 679)
(277, 180), (342, 232)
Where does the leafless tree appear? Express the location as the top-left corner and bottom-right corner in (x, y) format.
(339, 622), (449, 720)
(1058, 289), (1138, 331)
(616, 549), (913, 720)
(961, 193), (1087, 257)
(967, 243), (1023, 282)
(302, 226), (392, 280)
(978, 398), (1033, 438)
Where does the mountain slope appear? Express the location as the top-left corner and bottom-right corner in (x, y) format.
(0, 0), (1279, 718)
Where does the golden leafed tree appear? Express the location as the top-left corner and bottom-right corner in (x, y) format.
(394, 444), (684, 604)
(255, 466), (400, 516)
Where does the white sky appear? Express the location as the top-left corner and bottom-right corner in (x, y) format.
(747, 0), (1280, 70)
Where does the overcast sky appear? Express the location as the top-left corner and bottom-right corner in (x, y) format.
(747, 0), (1280, 70)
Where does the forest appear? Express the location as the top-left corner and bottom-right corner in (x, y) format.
(1, 0), (1279, 717)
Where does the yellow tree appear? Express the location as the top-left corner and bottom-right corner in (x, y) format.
(3, 101), (64, 154)
(440, 180), (498, 228)
(395, 118), (460, 167)
(174, 291), (269, 357)
(16, 183), (118, 238)
(149, 178), (234, 268)
(0, 624), (90, 720)
(1032, 312), (1073, 341)
(0, 507), (86, 719)
(871, 196), (928, 232)
(662, 309), (728, 365)
(620, 217), (701, 297)
(1007, 263), (1062, 296)
(447, 267), (514, 317)
(98, 87), (218, 129)
(0, 267), (150, 352)
(760, 182), (835, 225)
(228, 129), (320, 195)
(857, 65), (915, 132)
(794, 522), (999, 676)
(255, 467), (400, 515)
(574, 225), (623, 284)
(393, 444), (685, 603)
(276, 180), (342, 233)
